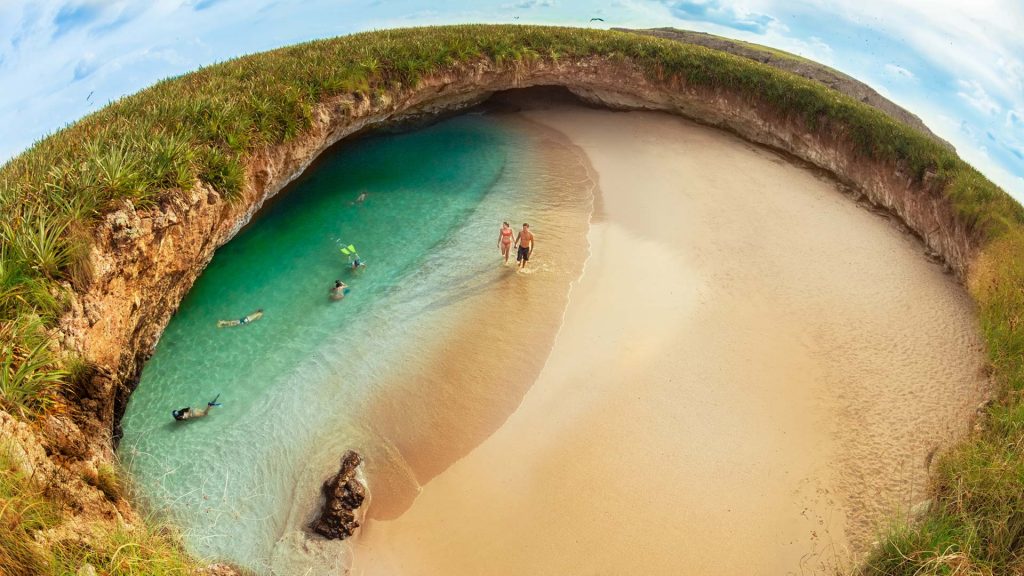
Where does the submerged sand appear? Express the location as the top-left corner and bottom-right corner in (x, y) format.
(349, 98), (989, 575)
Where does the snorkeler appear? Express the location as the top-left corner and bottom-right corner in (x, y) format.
(217, 309), (263, 328)
(498, 221), (514, 264)
(172, 395), (222, 421)
(340, 244), (366, 270)
(330, 280), (350, 301)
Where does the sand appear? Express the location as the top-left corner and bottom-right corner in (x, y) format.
(348, 97), (989, 575)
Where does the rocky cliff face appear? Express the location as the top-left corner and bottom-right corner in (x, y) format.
(36, 54), (979, 565)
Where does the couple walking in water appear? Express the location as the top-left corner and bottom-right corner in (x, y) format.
(499, 222), (535, 270)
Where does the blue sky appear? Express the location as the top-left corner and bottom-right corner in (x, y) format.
(1, 0), (1021, 199)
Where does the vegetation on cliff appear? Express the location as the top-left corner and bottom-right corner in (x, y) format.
(0, 24), (1022, 573)
(0, 441), (195, 575)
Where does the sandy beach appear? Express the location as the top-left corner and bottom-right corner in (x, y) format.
(348, 96), (989, 575)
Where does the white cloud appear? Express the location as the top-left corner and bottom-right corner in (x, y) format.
(73, 52), (97, 81)
(503, 0), (555, 8)
(998, 57), (1024, 95)
(883, 63), (914, 79)
(664, 1), (782, 34)
(819, 0), (1023, 104)
(957, 79), (1001, 116)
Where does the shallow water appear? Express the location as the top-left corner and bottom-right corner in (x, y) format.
(119, 113), (592, 573)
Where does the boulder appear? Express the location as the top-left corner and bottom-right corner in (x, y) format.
(310, 451), (366, 540)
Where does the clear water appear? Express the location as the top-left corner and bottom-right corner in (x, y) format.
(119, 114), (553, 572)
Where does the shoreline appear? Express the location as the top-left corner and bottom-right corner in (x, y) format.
(266, 112), (597, 573)
(358, 113), (597, 515)
(349, 100), (989, 575)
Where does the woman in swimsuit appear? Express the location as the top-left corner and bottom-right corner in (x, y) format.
(497, 221), (514, 264)
(330, 280), (349, 301)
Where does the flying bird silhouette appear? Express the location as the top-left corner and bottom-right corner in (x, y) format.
(86, 90), (93, 101)
(590, 17), (605, 21)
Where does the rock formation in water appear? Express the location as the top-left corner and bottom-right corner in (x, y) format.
(310, 451), (366, 540)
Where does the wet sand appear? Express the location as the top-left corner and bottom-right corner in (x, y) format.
(349, 99), (989, 574)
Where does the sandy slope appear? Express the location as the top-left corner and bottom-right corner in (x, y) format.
(349, 100), (988, 575)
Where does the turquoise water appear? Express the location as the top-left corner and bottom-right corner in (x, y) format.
(119, 114), (556, 572)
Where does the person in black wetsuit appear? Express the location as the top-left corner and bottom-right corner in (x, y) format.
(172, 396), (222, 421)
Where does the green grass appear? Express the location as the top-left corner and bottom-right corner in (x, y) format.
(49, 524), (196, 576)
(0, 441), (195, 576)
(0, 440), (60, 575)
(82, 463), (124, 503)
(864, 512), (990, 576)
(0, 24), (1023, 572)
(0, 317), (69, 419)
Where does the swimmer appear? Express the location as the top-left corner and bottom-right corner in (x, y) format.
(340, 244), (365, 270)
(217, 309), (263, 328)
(514, 223), (535, 270)
(172, 395), (222, 421)
(497, 221), (514, 264)
(355, 192), (367, 204)
(330, 280), (349, 301)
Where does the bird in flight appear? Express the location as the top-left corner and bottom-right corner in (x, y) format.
(590, 17), (605, 21)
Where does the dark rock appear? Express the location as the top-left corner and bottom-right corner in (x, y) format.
(310, 450), (366, 540)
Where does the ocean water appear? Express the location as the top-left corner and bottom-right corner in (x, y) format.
(118, 113), (581, 573)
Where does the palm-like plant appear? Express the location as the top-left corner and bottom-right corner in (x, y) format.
(0, 319), (68, 419)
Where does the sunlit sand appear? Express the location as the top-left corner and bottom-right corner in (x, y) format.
(349, 93), (989, 575)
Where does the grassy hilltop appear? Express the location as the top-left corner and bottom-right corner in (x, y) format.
(1, 24), (1023, 574)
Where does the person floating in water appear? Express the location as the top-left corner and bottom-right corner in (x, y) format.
(172, 395), (222, 421)
(497, 221), (514, 264)
(330, 280), (350, 301)
(217, 309), (263, 328)
(340, 244), (365, 270)
(514, 222), (535, 270)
